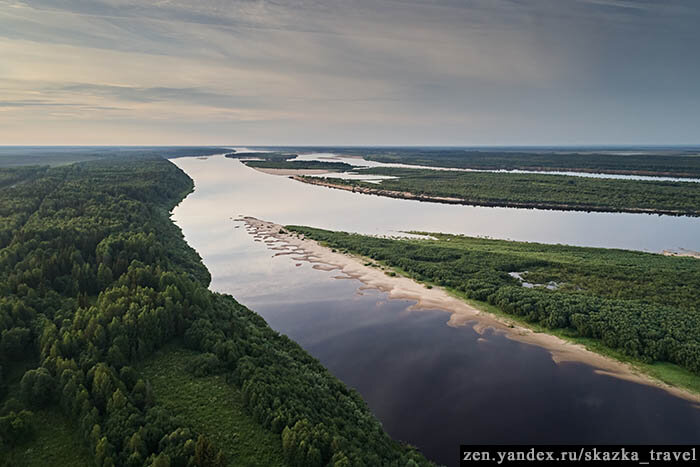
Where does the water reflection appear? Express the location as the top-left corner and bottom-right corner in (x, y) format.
(170, 155), (700, 466)
(290, 152), (700, 183)
(173, 155), (700, 254)
(250, 281), (700, 465)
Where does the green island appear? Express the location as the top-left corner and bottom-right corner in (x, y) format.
(244, 160), (354, 171)
(224, 152), (298, 162)
(285, 225), (700, 395)
(297, 168), (700, 216)
(341, 147), (700, 178)
(0, 156), (430, 466)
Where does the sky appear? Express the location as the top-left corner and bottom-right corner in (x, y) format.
(1, 0), (699, 146)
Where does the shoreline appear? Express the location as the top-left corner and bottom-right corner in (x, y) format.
(291, 176), (697, 217)
(249, 167), (334, 176)
(239, 216), (700, 404)
(663, 249), (700, 260)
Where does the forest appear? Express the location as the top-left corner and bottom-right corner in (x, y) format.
(0, 156), (430, 466)
(245, 146), (700, 177)
(0, 147), (227, 168)
(300, 168), (700, 216)
(244, 161), (353, 171)
(316, 147), (700, 178)
(224, 152), (298, 162)
(286, 226), (700, 385)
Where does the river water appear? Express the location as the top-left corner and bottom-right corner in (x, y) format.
(171, 154), (700, 466)
(288, 152), (700, 183)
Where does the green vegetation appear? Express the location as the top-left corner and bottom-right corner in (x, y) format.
(351, 147), (700, 178)
(1, 407), (93, 467)
(0, 166), (48, 189)
(139, 345), (285, 467)
(225, 152), (297, 162)
(0, 147), (227, 168)
(286, 226), (700, 392)
(0, 155), (430, 466)
(303, 168), (700, 215)
(244, 160), (353, 171)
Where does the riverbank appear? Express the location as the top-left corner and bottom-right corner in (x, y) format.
(291, 172), (700, 216)
(251, 167), (333, 176)
(240, 216), (700, 404)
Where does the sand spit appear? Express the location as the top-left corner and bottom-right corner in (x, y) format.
(238, 216), (700, 404)
(663, 249), (700, 260)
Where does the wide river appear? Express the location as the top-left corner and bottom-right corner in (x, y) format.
(171, 154), (700, 466)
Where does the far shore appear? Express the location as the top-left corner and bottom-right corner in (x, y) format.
(249, 167), (334, 176)
(239, 216), (700, 404)
(290, 176), (695, 217)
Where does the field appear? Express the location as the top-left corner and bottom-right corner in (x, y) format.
(1, 407), (93, 467)
(139, 345), (286, 467)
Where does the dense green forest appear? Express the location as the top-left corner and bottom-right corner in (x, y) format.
(244, 161), (353, 171)
(224, 152), (298, 162)
(360, 149), (700, 177)
(248, 147), (700, 177)
(0, 157), (429, 466)
(287, 226), (700, 384)
(0, 147), (227, 168)
(266, 147), (700, 178)
(300, 168), (700, 216)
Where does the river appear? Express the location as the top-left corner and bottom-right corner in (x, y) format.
(171, 154), (700, 466)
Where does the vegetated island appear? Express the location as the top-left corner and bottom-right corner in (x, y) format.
(0, 156), (431, 466)
(315, 147), (700, 178)
(244, 160), (353, 172)
(225, 151), (298, 162)
(294, 168), (700, 216)
(270, 223), (700, 399)
(226, 151), (354, 175)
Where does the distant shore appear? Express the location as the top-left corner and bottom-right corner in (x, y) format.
(240, 216), (700, 404)
(249, 167), (333, 176)
(291, 176), (696, 217)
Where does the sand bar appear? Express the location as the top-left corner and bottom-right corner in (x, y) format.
(238, 216), (700, 404)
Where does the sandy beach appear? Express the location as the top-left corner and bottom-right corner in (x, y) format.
(239, 216), (700, 404)
(663, 249), (700, 260)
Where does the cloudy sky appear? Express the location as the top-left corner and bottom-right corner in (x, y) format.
(1, 0), (698, 145)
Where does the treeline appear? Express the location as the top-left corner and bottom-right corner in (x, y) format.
(0, 156), (430, 466)
(354, 148), (700, 178)
(311, 168), (700, 216)
(0, 147), (228, 168)
(225, 152), (298, 162)
(244, 160), (353, 171)
(287, 226), (700, 375)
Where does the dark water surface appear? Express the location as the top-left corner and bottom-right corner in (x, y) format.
(171, 155), (700, 466)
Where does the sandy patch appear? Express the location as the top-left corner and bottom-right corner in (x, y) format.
(663, 249), (700, 260)
(238, 216), (700, 403)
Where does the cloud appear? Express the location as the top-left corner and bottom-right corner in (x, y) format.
(0, 0), (698, 144)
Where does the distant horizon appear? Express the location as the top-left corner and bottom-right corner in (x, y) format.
(2, 144), (700, 150)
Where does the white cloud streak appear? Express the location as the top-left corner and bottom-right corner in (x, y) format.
(0, 0), (698, 144)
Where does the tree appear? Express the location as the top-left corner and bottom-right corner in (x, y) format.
(192, 434), (226, 467)
(19, 367), (55, 407)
